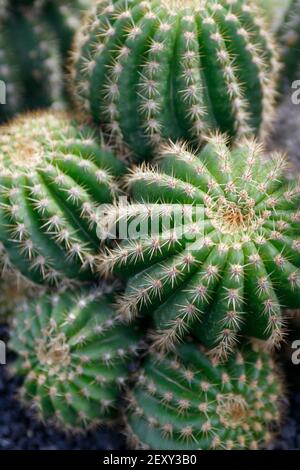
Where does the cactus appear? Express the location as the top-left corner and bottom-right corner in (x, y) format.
(99, 134), (300, 359)
(0, 111), (125, 286)
(277, 0), (300, 84)
(71, 0), (280, 160)
(125, 340), (284, 450)
(9, 287), (140, 431)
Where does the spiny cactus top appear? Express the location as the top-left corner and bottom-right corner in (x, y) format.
(9, 288), (140, 431)
(126, 340), (283, 450)
(277, 0), (300, 83)
(71, 0), (279, 160)
(100, 134), (300, 358)
(0, 111), (124, 286)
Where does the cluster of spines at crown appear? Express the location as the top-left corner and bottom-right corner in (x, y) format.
(0, 0), (300, 451)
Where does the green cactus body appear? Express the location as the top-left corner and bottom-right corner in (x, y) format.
(100, 135), (300, 359)
(71, 0), (279, 160)
(277, 0), (300, 84)
(0, 111), (124, 286)
(125, 340), (283, 450)
(9, 288), (140, 431)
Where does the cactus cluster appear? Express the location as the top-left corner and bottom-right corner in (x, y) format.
(125, 340), (283, 450)
(9, 288), (140, 431)
(0, 0), (297, 450)
(71, 0), (280, 159)
(100, 135), (300, 359)
(0, 111), (124, 285)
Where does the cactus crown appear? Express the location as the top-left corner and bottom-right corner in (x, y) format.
(100, 134), (300, 359)
(9, 288), (140, 431)
(126, 340), (283, 450)
(0, 111), (124, 285)
(71, 0), (279, 159)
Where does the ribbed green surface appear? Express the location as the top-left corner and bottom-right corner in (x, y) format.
(126, 340), (283, 450)
(71, 0), (279, 159)
(101, 135), (300, 359)
(9, 288), (140, 431)
(0, 111), (124, 285)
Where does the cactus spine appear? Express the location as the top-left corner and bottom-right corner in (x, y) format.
(125, 340), (284, 450)
(9, 288), (140, 431)
(71, 0), (280, 159)
(0, 111), (124, 285)
(100, 135), (300, 359)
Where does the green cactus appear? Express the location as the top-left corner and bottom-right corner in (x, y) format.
(125, 340), (284, 450)
(0, 111), (124, 286)
(277, 0), (300, 84)
(71, 0), (280, 160)
(9, 287), (140, 431)
(99, 135), (300, 359)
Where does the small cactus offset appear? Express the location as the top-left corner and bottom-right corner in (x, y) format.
(100, 135), (300, 359)
(71, 0), (280, 160)
(125, 340), (284, 450)
(9, 288), (140, 431)
(0, 111), (124, 286)
(277, 0), (300, 84)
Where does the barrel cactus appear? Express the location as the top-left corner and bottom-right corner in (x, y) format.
(9, 288), (140, 431)
(0, 111), (124, 286)
(125, 340), (284, 450)
(71, 0), (280, 160)
(99, 134), (300, 358)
